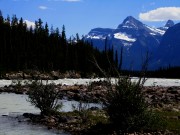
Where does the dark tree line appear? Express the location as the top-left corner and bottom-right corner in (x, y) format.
(146, 66), (180, 79)
(0, 11), (117, 76)
(116, 66), (180, 79)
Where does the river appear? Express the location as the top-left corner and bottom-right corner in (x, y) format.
(0, 78), (179, 134)
(0, 78), (180, 87)
(0, 93), (101, 135)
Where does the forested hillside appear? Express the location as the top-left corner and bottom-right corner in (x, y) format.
(0, 11), (117, 76)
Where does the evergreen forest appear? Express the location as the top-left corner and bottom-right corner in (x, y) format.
(0, 11), (180, 78)
(0, 11), (117, 76)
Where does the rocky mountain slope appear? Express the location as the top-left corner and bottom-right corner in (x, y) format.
(84, 16), (176, 70)
(153, 22), (180, 68)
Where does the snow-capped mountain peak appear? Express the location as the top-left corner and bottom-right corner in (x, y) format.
(165, 20), (174, 27)
(118, 16), (144, 29)
(85, 28), (114, 40)
(84, 16), (179, 70)
(158, 20), (175, 31)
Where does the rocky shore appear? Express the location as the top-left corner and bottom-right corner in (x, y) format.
(0, 81), (180, 111)
(0, 80), (180, 134)
(21, 112), (175, 135)
(0, 71), (82, 80)
(22, 109), (107, 135)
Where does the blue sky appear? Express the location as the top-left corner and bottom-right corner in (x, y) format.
(0, 0), (180, 37)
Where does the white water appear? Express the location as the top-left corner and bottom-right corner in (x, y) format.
(0, 78), (180, 87)
(0, 93), (101, 135)
(49, 78), (180, 86)
(0, 93), (65, 135)
(0, 78), (179, 134)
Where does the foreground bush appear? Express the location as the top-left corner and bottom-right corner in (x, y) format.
(104, 77), (166, 133)
(27, 81), (62, 116)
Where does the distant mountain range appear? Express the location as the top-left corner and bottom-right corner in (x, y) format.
(84, 16), (180, 70)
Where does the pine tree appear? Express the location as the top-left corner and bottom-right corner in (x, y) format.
(6, 15), (10, 25)
(44, 22), (49, 37)
(0, 10), (3, 24)
(11, 15), (18, 26)
(61, 25), (66, 44)
(0, 13), (119, 75)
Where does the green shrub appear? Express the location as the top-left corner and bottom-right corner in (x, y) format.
(104, 77), (166, 133)
(27, 81), (62, 116)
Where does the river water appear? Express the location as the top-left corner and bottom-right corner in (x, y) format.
(0, 78), (179, 134)
(0, 93), (101, 135)
(0, 78), (180, 87)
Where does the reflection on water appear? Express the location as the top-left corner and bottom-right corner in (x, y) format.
(0, 93), (101, 135)
(0, 93), (39, 116)
(0, 93), (69, 135)
(0, 116), (66, 135)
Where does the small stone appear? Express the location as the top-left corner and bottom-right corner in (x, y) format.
(172, 108), (179, 112)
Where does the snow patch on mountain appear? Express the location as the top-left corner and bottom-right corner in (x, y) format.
(86, 35), (106, 39)
(146, 25), (165, 35)
(114, 32), (136, 42)
(122, 20), (138, 29)
(122, 25), (138, 29)
(150, 33), (156, 36)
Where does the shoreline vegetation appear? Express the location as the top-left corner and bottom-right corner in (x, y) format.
(0, 13), (180, 132)
(1, 70), (180, 80)
(0, 12), (180, 79)
(0, 12), (180, 135)
(0, 77), (180, 135)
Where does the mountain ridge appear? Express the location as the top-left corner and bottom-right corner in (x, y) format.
(84, 16), (176, 70)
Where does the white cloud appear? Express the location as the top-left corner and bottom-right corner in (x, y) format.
(24, 20), (35, 29)
(139, 7), (180, 21)
(39, 6), (48, 10)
